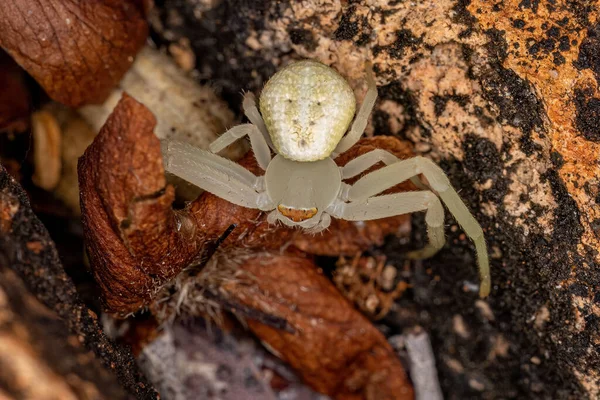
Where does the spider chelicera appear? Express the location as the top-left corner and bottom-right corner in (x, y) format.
(161, 59), (490, 297)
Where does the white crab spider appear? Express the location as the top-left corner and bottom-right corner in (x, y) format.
(161, 60), (491, 297)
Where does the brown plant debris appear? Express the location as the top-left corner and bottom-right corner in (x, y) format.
(0, 0), (148, 107)
(228, 252), (414, 399)
(31, 110), (62, 191)
(78, 93), (209, 314)
(0, 52), (29, 132)
(78, 93), (416, 398)
(334, 253), (409, 320)
(0, 164), (158, 399)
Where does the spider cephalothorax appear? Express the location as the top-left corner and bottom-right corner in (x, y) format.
(162, 59), (491, 297)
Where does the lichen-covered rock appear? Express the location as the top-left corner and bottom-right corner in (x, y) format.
(152, 1), (600, 398)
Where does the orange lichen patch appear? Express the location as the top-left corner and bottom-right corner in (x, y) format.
(469, 2), (600, 263)
(277, 205), (318, 222)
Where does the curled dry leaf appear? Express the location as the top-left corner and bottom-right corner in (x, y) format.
(78, 93), (209, 313)
(79, 94), (415, 398)
(0, 0), (148, 107)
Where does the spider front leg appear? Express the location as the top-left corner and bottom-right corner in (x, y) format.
(337, 153), (490, 297)
(162, 140), (273, 210)
(209, 123), (271, 170)
(333, 62), (378, 156)
(242, 92), (275, 151)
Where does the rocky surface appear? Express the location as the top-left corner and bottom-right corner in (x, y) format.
(150, 1), (600, 398)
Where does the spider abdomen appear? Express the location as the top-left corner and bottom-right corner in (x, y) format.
(259, 60), (356, 162)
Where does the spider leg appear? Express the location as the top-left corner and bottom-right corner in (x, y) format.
(209, 123), (271, 170)
(338, 154), (490, 297)
(243, 92), (276, 151)
(163, 140), (260, 188)
(333, 62), (378, 156)
(340, 149), (427, 190)
(333, 191), (446, 260)
(162, 140), (273, 210)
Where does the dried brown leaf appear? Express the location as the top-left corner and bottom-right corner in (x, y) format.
(0, 0), (148, 107)
(225, 252), (414, 399)
(79, 94), (208, 313)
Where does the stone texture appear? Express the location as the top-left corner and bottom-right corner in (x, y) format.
(150, 1), (600, 398)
